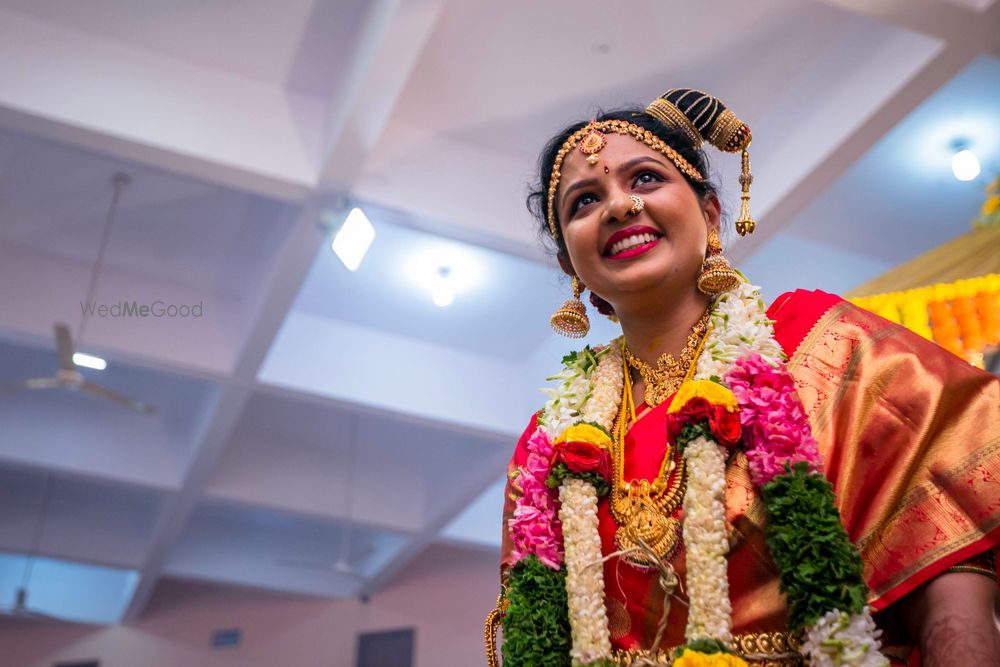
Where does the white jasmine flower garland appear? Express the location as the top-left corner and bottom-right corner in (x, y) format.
(509, 282), (886, 666)
(802, 607), (885, 667)
(540, 350), (598, 438)
(680, 435), (733, 644)
(581, 344), (623, 431)
(696, 282), (784, 380)
(539, 345), (619, 665)
(559, 477), (612, 663)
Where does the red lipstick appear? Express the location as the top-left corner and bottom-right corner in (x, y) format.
(603, 225), (662, 259)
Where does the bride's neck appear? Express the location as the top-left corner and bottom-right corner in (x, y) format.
(617, 287), (711, 365)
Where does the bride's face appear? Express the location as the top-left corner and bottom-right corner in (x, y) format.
(554, 134), (719, 309)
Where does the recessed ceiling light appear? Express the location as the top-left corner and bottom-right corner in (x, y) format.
(951, 149), (981, 181)
(330, 208), (375, 271)
(73, 353), (107, 371)
(404, 246), (482, 307)
(432, 267), (454, 307)
(432, 287), (454, 307)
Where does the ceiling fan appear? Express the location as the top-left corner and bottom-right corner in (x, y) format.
(0, 322), (153, 413)
(0, 172), (155, 414)
(0, 477), (77, 625)
(0, 587), (74, 625)
(276, 414), (372, 581)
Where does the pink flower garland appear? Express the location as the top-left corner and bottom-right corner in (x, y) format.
(725, 354), (823, 486)
(509, 426), (564, 569)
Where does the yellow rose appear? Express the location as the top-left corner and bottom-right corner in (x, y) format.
(668, 379), (738, 413)
(674, 651), (749, 667)
(554, 423), (611, 450)
(673, 651), (710, 667)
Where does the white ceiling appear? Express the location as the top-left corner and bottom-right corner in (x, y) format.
(0, 0), (997, 625)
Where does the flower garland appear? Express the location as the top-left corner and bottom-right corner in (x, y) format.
(502, 282), (887, 667)
(667, 380), (743, 646)
(549, 347), (621, 664)
(503, 346), (620, 667)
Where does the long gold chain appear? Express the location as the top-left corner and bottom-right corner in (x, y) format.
(623, 308), (711, 408)
(610, 319), (711, 568)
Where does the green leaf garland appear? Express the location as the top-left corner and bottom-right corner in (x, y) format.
(545, 462), (610, 497)
(761, 462), (868, 629)
(501, 556), (572, 667)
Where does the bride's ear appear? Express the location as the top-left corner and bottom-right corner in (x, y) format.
(702, 193), (722, 235)
(557, 252), (576, 278)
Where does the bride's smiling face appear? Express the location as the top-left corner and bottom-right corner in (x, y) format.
(554, 134), (720, 309)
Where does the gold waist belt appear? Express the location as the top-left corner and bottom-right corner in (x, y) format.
(611, 630), (804, 666)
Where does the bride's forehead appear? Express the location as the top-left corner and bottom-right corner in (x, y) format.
(560, 134), (663, 178)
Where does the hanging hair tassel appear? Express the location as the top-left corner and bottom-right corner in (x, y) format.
(647, 91), (757, 237)
(736, 148), (756, 237)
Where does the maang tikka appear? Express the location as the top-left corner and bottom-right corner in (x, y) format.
(697, 231), (742, 295)
(550, 276), (590, 338)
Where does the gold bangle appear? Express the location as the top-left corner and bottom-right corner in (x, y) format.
(944, 564), (998, 581)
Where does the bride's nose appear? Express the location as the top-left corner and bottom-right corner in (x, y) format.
(603, 189), (634, 225)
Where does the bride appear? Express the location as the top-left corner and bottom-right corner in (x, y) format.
(488, 88), (1000, 666)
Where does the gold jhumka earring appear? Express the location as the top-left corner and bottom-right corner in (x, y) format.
(550, 276), (590, 338)
(697, 231), (742, 295)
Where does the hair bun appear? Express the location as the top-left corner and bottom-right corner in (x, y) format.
(646, 88), (751, 153)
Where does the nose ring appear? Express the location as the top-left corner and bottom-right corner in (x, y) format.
(627, 194), (645, 216)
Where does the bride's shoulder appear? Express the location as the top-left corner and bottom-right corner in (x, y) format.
(766, 288), (844, 321)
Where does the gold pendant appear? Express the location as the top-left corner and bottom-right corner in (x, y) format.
(614, 505), (681, 570)
(643, 381), (677, 409)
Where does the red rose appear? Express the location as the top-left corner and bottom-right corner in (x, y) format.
(678, 396), (714, 423)
(709, 406), (742, 447)
(553, 441), (610, 479)
(667, 396), (714, 441)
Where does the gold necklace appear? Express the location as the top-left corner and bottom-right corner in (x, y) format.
(611, 322), (710, 569)
(623, 308), (711, 408)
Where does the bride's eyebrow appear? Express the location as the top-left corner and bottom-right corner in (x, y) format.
(560, 177), (598, 210)
(619, 156), (667, 172)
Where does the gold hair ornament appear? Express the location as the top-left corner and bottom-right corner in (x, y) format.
(579, 125), (607, 165)
(646, 90), (757, 236)
(546, 120), (703, 239)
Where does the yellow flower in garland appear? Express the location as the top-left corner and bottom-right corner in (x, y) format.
(554, 423), (611, 450)
(984, 194), (999, 216)
(674, 650), (749, 667)
(669, 379), (739, 413)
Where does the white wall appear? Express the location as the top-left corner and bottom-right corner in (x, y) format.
(0, 543), (501, 667)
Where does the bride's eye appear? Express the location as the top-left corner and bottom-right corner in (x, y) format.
(570, 193), (599, 215)
(634, 170), (662, 186)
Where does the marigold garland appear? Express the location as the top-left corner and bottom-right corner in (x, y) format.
(851, 274), (1000, 366)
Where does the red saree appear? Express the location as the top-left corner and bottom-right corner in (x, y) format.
(500, 290), (1000, 660)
